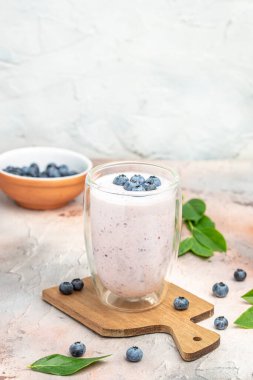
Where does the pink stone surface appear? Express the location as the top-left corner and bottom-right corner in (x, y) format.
(0, 160), (253, 380)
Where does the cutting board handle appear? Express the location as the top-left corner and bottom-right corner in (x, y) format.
(43, 277), (220, 362)
(168, 320), (220, 361)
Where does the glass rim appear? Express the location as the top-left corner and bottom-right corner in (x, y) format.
(86, 161), (180, 197)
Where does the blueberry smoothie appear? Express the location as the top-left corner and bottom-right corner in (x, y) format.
(89, 171), (177, 299)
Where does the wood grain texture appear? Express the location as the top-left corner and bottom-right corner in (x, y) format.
(42, 277), (220, 361)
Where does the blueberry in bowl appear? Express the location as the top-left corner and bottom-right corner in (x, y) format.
(4, 162), (77, 178)
(0, 147), (92, 210)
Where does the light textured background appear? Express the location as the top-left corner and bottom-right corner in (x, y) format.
(0, 0), (253, 159)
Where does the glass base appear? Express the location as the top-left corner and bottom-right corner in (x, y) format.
(95, 279), (168, 312)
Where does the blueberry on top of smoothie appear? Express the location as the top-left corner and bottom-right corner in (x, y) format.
(124, 181), (146, 191)
(143, 182), (157, 191)
(131, 184), (146, 191)
(113, 174), (129, 186)
(145, 175), (161, 187)
(113, 173), (162, 191)
(123, 181), (135, 191)
(130, 174), (145, 184)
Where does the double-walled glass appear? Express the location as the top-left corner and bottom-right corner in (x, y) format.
(84, 162), (182, 312)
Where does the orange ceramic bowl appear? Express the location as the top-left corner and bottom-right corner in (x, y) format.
(0, 147), (92, 210)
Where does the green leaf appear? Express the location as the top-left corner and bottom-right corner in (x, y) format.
(234, 306), (253, 329)
(193, 227), (227, 252)
(179, 237), (193, 256)
(185, 221), (192, 232)
(191, 238), (213, 258)
(182, 199), (206, 223)
(242, 289), (253, 305)
(194, 215), (215, 230)
(29, 354), (111, 376)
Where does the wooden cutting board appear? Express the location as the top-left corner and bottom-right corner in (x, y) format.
(42, 277), (220, 361)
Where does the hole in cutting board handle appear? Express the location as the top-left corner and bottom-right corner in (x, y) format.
(193, 336), (202, 341)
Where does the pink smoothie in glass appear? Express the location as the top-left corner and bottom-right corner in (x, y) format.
(90, 172), (176, 298)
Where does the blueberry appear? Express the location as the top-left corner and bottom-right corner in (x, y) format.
(212, 282), (229, 298)
(145, 176), (161, 187)
(58, 164), (69, 177)
(173, 296), (189, 310)
(4, 166), (24, 176)
(126, 346), (143, 362)
(123, 181), (135, 191)
(234, 269), (247, 282)
(113, 174), (129, 186)
(130, 174), (145, 184)
(143, 182), (157, 191)
(59, 282), (74, 295)
(47, 166), (60, 178)
(4, 166), (15, 173)
(46, 162), (57, 171)
(4, 165), (41, 177)
(124, 181), (146, 191)
(40, 171), (48, 178)
(214, 316), (228, 330)
(131, 184), (146, 191)
(8, 167), (18, 175)
(69, 342), (86, 357)
(22, 166), (30, 176)
(27, 167), (38, 177)
(31, 163), (40, 171)
(71, 278), (84, 291)
(14, 167), (25, 176)
(28, 163), (40, 177)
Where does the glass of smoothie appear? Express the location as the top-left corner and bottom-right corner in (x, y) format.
(84, 161), (182, 312)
